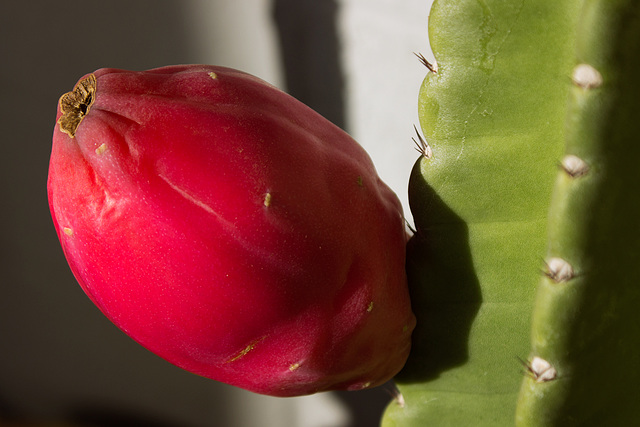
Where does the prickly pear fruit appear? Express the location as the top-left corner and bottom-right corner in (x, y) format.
(47, 65), (415, 397)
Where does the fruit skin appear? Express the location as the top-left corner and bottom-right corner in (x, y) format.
(47, 65), (415, 397)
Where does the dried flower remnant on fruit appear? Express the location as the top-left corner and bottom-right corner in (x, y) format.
(57, 74), (97, 138)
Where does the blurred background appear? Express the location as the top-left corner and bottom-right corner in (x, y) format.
(0, 0), (433, 425)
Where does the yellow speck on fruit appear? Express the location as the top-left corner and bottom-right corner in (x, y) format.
(63, 227), (73, 236)
(264, 192), (272, 207)
(366, 301), (374, 312)
(209, 72), (218, 79)
(402, 325), (409, 333)
(356, 176), (364, 187)
(57, 74), (97, 138)
(229, 345), (253, 362)
(226, 336), (267, 363)
(95, 143), (107, 155)
(289, 363), (300, 372)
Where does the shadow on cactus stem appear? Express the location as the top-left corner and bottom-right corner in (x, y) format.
(396, 160), (482, 383)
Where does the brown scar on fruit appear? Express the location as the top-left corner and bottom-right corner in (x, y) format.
(226, 336), (267, 363)
(57, 74), (97, 138)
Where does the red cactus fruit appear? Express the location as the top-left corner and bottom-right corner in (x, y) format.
(47, 65), (415, 396)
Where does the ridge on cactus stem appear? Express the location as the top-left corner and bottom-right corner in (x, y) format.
(47, 65), (416, 397)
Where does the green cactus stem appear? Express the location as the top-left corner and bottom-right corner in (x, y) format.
(516, 1), (640, 424)
(383, 0), (582, 425)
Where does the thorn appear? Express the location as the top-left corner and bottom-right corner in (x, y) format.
(405, 218), (417, 235)
(561, 155), (589, 178)
(414, 52), (438, 73)
(544, 257), (575, 283)
(519, 356), (557, 383)
(383, 382), (406, 408)
(572, 64), (602, 89)
(413, 125), (432, 159)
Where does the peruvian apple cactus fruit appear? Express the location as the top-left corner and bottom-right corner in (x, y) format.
(47, 65), (415, 396)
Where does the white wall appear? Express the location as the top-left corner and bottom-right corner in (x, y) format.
(183, 0), (284, 87)
(340, 0), (434, 221)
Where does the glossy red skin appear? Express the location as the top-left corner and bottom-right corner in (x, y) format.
(48, 65), (415, 396)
